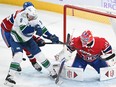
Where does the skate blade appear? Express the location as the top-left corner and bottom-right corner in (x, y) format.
(4, 81), (15, 87)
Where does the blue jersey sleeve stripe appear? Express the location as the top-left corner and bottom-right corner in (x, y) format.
(103, 45), (112, 53)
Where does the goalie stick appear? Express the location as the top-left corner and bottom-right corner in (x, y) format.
(101, 53), (115, 61)
(55, 33), (70, 84)
(55, 58), (65, 84)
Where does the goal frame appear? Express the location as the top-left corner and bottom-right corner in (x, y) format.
(63, 5), (116, 43)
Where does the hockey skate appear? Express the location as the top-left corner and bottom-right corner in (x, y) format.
(32, 62), (42, 72)
(4, 74), (16, 87)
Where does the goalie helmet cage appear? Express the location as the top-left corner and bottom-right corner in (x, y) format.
(63, 5), (116, 43)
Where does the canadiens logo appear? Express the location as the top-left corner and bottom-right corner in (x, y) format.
(67, 70), (78, 78)
(105, 70), (114, 77)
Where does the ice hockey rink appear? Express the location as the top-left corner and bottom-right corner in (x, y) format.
(0, 4), (116, 87)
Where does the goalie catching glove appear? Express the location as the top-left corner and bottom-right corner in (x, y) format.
(55, 45), (72, 62)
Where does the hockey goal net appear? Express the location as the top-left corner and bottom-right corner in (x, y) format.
(63, 5), (116, 44)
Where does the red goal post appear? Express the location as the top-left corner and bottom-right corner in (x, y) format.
(63, 5), (116, 43)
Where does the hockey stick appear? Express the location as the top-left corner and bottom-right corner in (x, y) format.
(101, 53), (115, 61)
(45, 41), (65, 45)
(55, 58), (65, 84)
(55, 33), (70, 84)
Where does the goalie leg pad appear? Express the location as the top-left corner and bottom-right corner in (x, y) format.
(61, 65), (84, 81)
(100, 65), (116, 81)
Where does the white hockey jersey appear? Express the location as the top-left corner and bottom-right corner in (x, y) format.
(11, 10), (45, 42)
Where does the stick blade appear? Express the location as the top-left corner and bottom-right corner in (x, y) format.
(103, 53), (115, 61)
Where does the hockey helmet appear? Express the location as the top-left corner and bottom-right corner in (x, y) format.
(25, 6), (38, 20)
(80, 30), (93, 47)
(23, 2), (34, 10)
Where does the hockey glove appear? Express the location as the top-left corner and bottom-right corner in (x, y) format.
(55, 45), (72, 62)
(35, 24), (43, 36)
(49, 34), (59, 43)
(33, 36), (45, 47)
(36, 37), (45, 47)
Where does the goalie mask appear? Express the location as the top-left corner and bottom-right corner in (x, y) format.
(80, 30), (94, 47)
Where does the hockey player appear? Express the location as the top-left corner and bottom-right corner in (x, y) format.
(68, 30), (113, 73)
(1, 2), (44, 72)
(4, 6), (59, 86)
(57, 30), (113, 74)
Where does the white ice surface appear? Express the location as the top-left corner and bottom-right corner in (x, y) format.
(0, 4), (116, 87)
